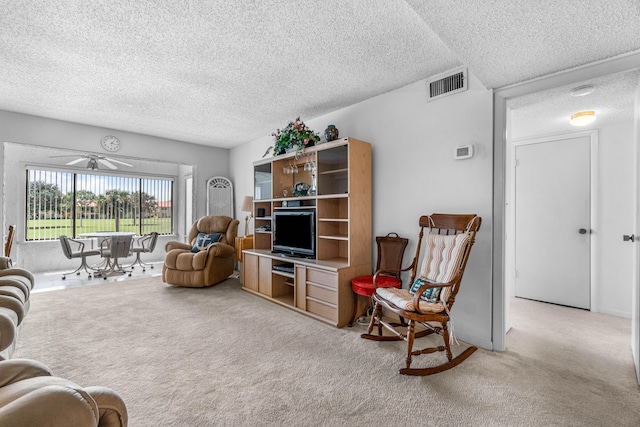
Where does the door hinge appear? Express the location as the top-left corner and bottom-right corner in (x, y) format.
(623, 234), (635, 242)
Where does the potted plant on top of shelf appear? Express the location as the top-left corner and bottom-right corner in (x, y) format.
(271, 117), (320, 157)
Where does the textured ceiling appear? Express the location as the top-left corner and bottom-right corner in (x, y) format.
(1, 1), (639, 148)
(509, 69), (640, 140)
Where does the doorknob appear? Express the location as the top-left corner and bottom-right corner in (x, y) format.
(579, 228), (588, 235)
(623, 234), (635, 242)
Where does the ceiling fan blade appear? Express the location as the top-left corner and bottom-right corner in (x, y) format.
(66, 158), (86, 165)
(98, 159), (118, 169)
(105, 158), (133, 167)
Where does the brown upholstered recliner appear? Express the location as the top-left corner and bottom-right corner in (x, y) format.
(162, 216), (239, 287)
(0, 358), (127, 427)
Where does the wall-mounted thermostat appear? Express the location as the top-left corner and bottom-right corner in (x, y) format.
(454, 144), (474, 160)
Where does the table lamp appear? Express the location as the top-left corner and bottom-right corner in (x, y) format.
(241, 196), (254, 236)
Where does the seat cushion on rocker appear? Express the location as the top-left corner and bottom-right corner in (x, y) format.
(411, 232), (471, 303)
(351, 275), (401, 297)
(376, 287), (446, 314)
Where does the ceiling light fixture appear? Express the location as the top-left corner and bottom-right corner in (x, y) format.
(87, 158), (99, 170)
(569, 84), (596, 97)
(570, 111), (596, 126)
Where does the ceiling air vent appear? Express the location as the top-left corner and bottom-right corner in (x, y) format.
(426, 67), (468, 102)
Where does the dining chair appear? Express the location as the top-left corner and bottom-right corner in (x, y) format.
(99, 235), (133, 279)
(349, 233), (408, 326)
(127, 232), (159, 272)
(59, 235), (101, 280)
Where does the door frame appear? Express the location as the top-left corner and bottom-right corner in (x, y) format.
(492, 50), (640, 353)
(508, 131), (598, 315)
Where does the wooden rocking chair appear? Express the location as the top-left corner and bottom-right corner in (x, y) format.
(361, 213), (481, 376)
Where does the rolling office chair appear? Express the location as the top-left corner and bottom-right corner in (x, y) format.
(59, 235), (100, 280)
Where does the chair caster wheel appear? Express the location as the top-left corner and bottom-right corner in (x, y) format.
(76, 272), (80, 275)
(88, 275), (92, 279)
(128, 273), (132, 277)
(103, 277), (107, 280)
(62, 276), (66, 280)
(150, 266), (154, 269)
(142, 268), (146, 272)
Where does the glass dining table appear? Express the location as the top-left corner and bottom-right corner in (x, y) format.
(78, 232), (136, 278)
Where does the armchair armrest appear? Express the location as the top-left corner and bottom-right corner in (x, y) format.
(165, 241), (192, 252)
(0, 295), (25, 325)
(0, 268), (35, 286)
(0, 358), (52, 387)
(206, 242), (235, 258)
(0, 309), (18, 356)
(84, 386), (128, 427)
(0, 380), (100, 427)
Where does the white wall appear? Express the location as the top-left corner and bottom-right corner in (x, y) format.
(230, 73), (495, 349)
(1, 110), (230, 272)
(596, 121), (635, 317)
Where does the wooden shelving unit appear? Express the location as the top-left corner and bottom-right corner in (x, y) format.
(242, 138), (372, 327)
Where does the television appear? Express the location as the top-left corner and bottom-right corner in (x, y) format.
(272, 210), (316, 259)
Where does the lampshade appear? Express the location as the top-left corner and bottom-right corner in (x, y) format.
(570, 111), (596, 126)
(241, 196), (254, 212)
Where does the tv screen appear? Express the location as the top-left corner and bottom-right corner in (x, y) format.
(272, 211), (316, 258)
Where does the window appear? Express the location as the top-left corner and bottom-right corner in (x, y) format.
(26, 169), (173, 240)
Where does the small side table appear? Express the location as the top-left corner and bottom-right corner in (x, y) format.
(235, 235), (254, 283)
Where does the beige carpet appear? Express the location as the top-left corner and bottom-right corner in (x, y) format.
(14, 276), (640, 426)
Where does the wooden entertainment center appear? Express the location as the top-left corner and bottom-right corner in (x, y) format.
(242, 137), (372, 327)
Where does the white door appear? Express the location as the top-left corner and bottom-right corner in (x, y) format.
(632, 79), (640, 384)
(514, 135), (591, 309)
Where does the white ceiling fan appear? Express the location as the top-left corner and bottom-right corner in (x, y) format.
(51, 154), (133, 170)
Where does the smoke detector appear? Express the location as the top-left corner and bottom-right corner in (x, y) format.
(569, 84), (596, 97)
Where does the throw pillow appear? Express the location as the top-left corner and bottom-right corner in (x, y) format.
(409, 277), (441, 303)
(191, 233), (222, 253)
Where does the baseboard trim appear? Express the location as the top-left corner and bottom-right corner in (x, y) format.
(456, 332), (493, 351)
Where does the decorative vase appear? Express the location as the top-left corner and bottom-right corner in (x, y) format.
(324, 125), (339, 142)
(292, 182), (310, 197)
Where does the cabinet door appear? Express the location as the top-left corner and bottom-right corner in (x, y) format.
(317, 145), (348, 195)
(295, 265), (306, 309)
(258, 256), (273, 296)
(243, 254), (259, 292)
(254, 163), (272, 200)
